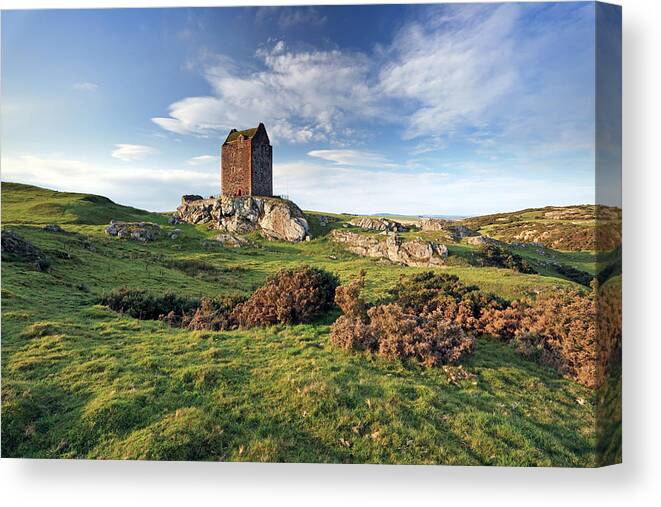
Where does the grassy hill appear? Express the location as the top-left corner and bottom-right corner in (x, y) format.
(459, 204), (622, 252)
(1, 183), (605, 464)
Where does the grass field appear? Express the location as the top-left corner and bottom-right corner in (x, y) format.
(2, 182), (602, 464)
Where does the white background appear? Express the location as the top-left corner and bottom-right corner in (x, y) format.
(1, 0), (659, 505)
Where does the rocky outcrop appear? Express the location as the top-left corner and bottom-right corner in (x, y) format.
(348, 217), (408, 232)
(447, 225), (477, 240)
(175, 195), (309, 242)
(463, 235), (499, 246)
(1, 230), (51, 271)
(331, 230), (447, 267)
(420, 218), (449, 231)
(105, 221), (161, 242)
(420, 218), (477, 241)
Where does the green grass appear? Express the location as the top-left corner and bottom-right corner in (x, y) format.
(1, 183), (600, 464)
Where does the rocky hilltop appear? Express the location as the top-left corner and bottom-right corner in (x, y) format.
(174, 195), (310, 242)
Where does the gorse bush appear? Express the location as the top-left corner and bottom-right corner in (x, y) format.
(102, 266), (339, 331)
(513, 288), (597, 387)
(330, 315), (376, 352)
(162, 295), (246, 331)
(388, 272), (508, 335)
(334, 269), (368, 320)
(232, 266), (339, 328)
(331, 273), (475, 367)
(369, 305), (474, 367)
(596, 281), (622, 382)
(338, 270), (617, 388)
(98, 288), (199, 320)
(550, 262), (593, 287)
(478, 244), (535, 274)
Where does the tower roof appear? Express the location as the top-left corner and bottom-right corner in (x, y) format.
(224, 123), (266, 143)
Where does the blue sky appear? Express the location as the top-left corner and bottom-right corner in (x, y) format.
(1, 3), (609, 215)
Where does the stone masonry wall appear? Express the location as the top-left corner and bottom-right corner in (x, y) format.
(251, 141), (272, 196)
(221, 137), (251, 197)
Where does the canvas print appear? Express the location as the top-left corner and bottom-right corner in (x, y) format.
(1, 2), (621, 466)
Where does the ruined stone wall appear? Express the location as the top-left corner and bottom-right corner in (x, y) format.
(251, 141), (272, 196)
(221, 138), (251, 196)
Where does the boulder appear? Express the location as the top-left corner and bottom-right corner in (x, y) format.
(330, 230), (447, 267)
(105, 221), (161, 242)
(348, 217), (408, 232)
(175, 195), (309, 242)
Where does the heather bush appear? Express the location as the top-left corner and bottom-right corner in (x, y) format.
(232, 266), (339, 328)
(99, 288), (199, 320)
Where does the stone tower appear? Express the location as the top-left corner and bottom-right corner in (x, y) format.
(221, 123), (273, 197)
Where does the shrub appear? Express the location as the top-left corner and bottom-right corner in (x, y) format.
(179, 296), (245, 331)
(334, 269), (368, 320)
(331, 273), (475, 367)
(232, 266), (339, 328)
(330, 315), (376, 352)
(478, 244), (535, 273)
(388, 272), (508, 334)
(98, 288), (199, 320)
(551, 262), (593, 287)
(388, 272), (480, 312)
(596, 281), (622, 384)
(478, 300), (527, 339)
(369, 304), (474, 367)
(514, 288), (598, 387)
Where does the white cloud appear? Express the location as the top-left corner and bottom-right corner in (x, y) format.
(152, 43), (378, 144)
(380, 3), (595, 155)
(187, 155), (218, 166)
(307, 149), (397, 168)
(111, 144), (157, 162)
(73, 82), (98, 92)
(379, 4), (520, 141)
(1, 154), (217, 211)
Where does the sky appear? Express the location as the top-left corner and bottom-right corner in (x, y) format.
(0, 2), (617, 215)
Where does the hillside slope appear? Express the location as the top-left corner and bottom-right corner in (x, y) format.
(1, 182), (159, 225)
(1, 183), (599, 465)
(458, 204), (621, 252)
